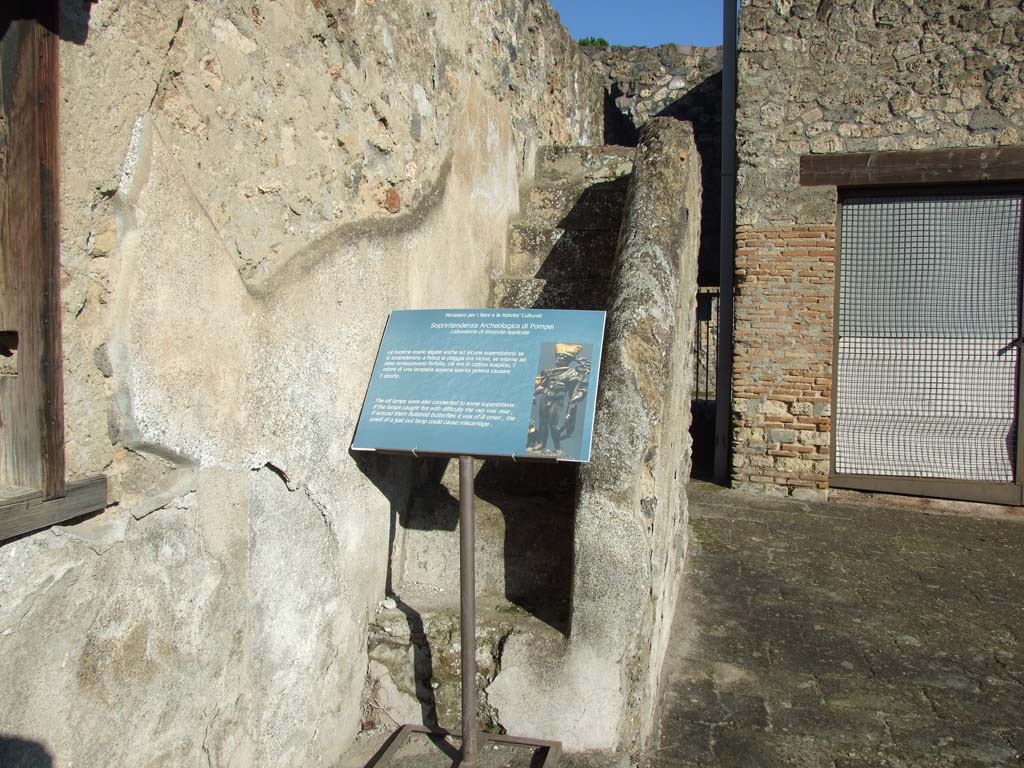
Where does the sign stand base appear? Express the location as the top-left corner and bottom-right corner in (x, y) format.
(368, 456), (562, 767)
(370, 724), (562, 767)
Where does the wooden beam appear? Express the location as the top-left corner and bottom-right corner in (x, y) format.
(800, 146), (1024, 187)
(1, 19), (46, 492)
(0, 475), (108, 541)
(36, 3), (64, 499)
(0, 5), (64, 500)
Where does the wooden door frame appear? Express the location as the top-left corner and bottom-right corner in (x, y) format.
(0, 3), (108, 541)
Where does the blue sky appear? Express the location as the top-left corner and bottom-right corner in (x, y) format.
(547, 0), (724, 47)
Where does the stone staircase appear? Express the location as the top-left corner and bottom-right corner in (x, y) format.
(362, 145), (634, 735)
(491, 145), (634, 310)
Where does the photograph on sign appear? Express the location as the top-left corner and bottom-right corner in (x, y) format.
(352, 309), (606, 462)
(526, 342), (593, 458)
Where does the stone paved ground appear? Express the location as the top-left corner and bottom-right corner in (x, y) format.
(649, 482), (1024, 768)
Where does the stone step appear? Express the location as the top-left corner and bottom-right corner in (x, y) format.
(395, 458), (577, 619)
(535, 145), (634, 185)
(505, 225), (619, 281)
(490, 275), (609, 310)
(364, 595), (565, 734)
(397, 479), (574, 614)
(519, 179), (629, 232)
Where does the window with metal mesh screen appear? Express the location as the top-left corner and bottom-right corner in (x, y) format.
(835, 193), (1023, 483)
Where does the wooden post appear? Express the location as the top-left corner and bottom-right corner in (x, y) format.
(0, 2), (64, 500)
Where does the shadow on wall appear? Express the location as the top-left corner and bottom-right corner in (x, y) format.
(471, 174), (635, 635)
(376, 452), (576, 637)
(658, 71), (724, 286)
(599, 71), (723, 285)
(353, 448), (575, 739)
(528, 178), (627, 313)
(1, 0), (92, 44)
(351, 451), (444, 730)
(604, 83), (640, 147)
(654, 74), (724, 479)
(474, 459), (576, 636)
(0, 736), (53, 768)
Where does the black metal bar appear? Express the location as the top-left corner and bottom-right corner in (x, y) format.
(1016, 204), (1024, 504)
(714, 0), (738, 484)
(458, 455), (478, 766)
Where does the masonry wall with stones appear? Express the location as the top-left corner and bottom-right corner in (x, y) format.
(733, 0), (1024, 497)
(0, 2), (601, 765)
(585, 44), (723, 280)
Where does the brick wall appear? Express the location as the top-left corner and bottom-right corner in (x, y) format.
(733, 0), (1024, 498)
(732, 224), (835, 498)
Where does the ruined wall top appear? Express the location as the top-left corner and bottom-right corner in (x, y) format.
(737, 0), (1024, 226)
(584, 44), (723, 140)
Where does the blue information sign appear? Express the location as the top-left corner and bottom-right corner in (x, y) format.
(352, 309), (606, 462)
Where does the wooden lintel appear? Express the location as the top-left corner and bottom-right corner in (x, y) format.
(0, 475), (108, 541)
(800, 145), (1024, 188)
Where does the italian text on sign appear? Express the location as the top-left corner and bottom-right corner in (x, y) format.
(352, 309), (606, 462)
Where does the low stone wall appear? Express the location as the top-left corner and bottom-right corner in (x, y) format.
(0, 1), (601, 766)
(733, 0), (1024, 497)
(488, 118), (701, 754)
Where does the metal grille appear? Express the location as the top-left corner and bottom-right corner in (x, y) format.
(836, 193), (1023, 483)
(693, 287), (719, 401)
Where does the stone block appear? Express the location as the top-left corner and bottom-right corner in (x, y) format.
(536, 146), (634, 184)
(766, 428), (797, 444)
(522, 181), (630, 231)
(506, 226), (618, 281)
(762, 399), (789, 417)
(789, 401), (813, 416)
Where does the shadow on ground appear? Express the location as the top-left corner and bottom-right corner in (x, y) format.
(0, 736), (53, 768)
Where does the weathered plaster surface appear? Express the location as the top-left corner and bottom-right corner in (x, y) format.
(0, 1), (601, 765)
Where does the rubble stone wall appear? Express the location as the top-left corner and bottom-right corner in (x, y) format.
(585, 44), (723, 279)
(733, 0), (1024, 497)
(0, 1), (601, 766)
(584, 45), (723, 139)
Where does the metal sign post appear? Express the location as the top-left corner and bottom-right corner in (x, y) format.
(458, 455), (480, 766)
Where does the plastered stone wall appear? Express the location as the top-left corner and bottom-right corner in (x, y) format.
(0, 1), (601, 765)
(733, 0), (1024, 497)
